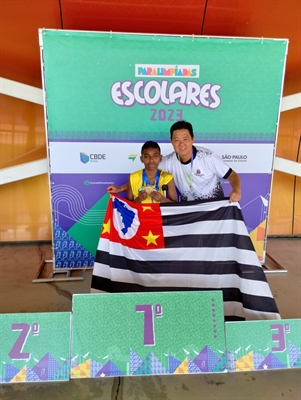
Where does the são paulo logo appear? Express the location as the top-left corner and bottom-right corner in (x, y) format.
(80, 152), (106, 164)
(110, 64), (222, 109)
(222, 154), (248, 162)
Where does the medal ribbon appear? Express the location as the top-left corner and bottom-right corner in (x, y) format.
(177, 152), (194, 189)
(142, 169), (160, 191)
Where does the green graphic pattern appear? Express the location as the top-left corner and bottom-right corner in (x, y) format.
(68, 193), (110, 255)
(226, 319), (301, 371)
(0, 313), (71, 382)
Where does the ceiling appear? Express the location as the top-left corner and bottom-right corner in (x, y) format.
(0, 0), (300, 95)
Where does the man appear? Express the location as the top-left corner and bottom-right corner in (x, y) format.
(108, 120), (241, 203)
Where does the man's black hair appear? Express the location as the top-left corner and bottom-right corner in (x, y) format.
(170, 120), (194, 139)
(141, 141), (161, 154)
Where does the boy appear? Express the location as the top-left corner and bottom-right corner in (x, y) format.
(127, 141), (178, 204)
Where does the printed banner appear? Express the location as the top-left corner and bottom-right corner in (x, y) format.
(0, 313), (71, 383)
(40, 30), (288, 268)
(71, 292), (227, 377)
(226, 319), (301, 371)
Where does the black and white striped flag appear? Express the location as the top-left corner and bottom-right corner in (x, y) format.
(91, 195), (280, 321)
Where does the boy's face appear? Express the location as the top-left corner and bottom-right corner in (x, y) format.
(140, 147), (162, 170)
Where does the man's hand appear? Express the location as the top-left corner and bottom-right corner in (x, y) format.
(227, 171), (241, 203)
(229, 190), (241, 203)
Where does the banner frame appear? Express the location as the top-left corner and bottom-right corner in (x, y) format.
(39, 29), (288, 271)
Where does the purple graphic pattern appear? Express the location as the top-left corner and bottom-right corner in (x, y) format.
(258, 353), (286, 370)
(26, 368), (41, 382)
(193, 346), (221, 372)
(168, 356), (182, 373)
(54, 224), (94, 268)
(130, 349), (143, 375)
(289, 341), (301, 366)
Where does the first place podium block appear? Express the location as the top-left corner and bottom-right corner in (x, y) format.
(71, 291), (226, 378)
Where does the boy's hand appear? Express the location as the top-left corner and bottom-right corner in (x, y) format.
(137, 190), (148, 202)
(107, 185), (118, 193)
(108, 183), (128, 193)
(150, 190), (163, 202)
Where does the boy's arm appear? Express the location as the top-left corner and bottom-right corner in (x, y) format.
(127, 177), (134, 201)
(107, 183), (128, 193)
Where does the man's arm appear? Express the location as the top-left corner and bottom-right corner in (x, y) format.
(227, 170), (241, 203)
(107, 183), (128, 193)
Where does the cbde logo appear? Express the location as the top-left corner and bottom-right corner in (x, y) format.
(80, 152), (89, 164)
(80, 152), (106, 164)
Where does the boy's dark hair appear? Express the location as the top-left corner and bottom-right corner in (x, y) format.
(170, 120), (194, 139)
(141, 141), (161, 154)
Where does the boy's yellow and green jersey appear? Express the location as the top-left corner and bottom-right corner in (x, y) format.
(129, 169), (174, 203)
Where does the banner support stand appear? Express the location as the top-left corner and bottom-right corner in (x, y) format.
(263, 253), (287, 274)
(32, 259), (86, 283)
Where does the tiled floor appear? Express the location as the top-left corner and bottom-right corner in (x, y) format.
(0, 238), (300, 400)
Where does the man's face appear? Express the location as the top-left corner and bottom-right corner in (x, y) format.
(140, 147), (162, 170)
(171, 129), (194, 162)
